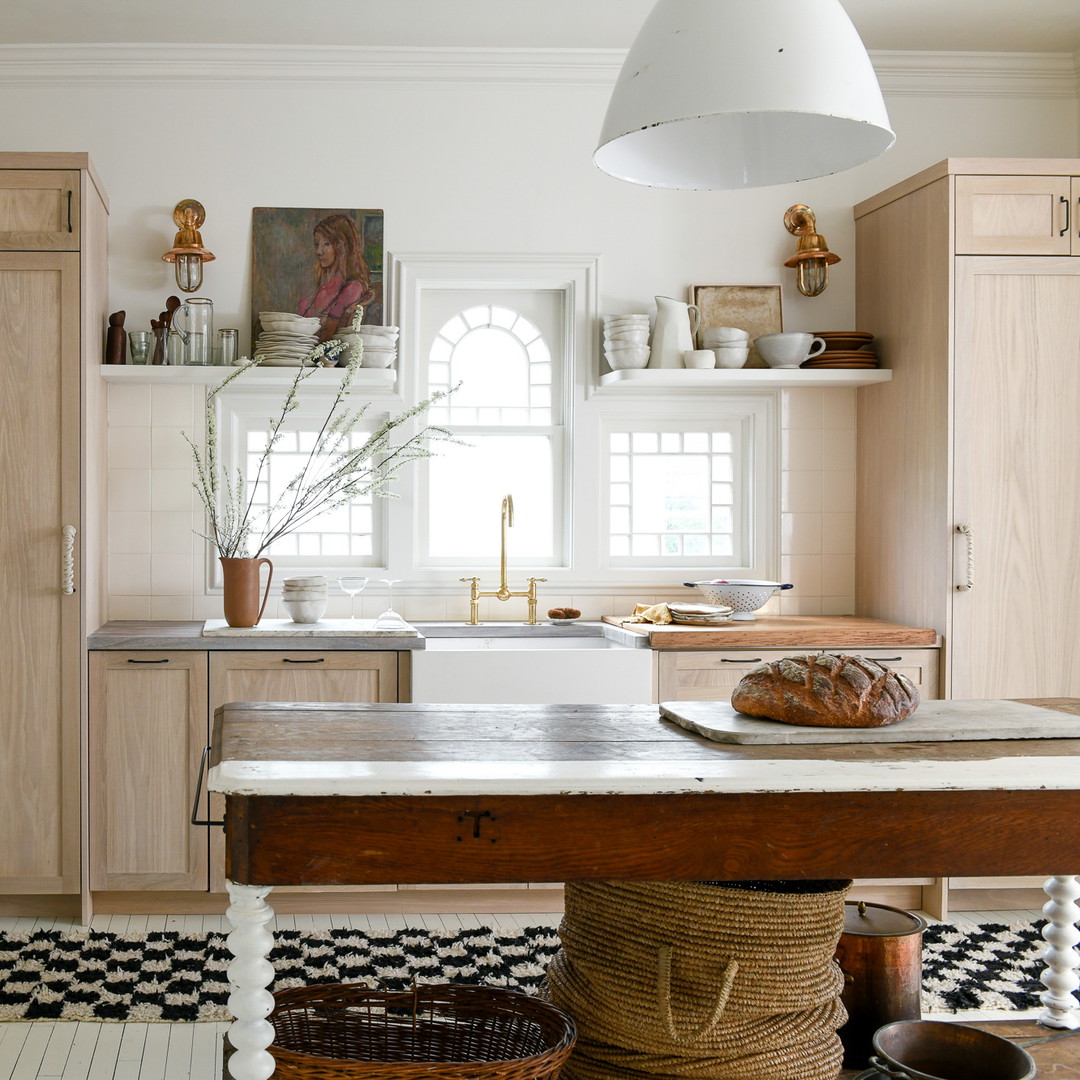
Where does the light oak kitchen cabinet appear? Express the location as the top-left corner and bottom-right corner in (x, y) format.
(855, 157), (1080, 917)
(87, 639), (402, 903)
(855, 158), (1080, 700)
(0, 155), (108, 903)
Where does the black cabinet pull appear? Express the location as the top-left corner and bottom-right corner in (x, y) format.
(127, 657), (169, 664)
(66, 190), (73, 233)
(282, 657), (325, 663)
(720, 657), (762, 663)
(191, 746), (225, 828)
(1061, 194), (1071, 237)
(866, 656), (902, 663)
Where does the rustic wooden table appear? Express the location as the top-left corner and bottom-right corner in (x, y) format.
(209, 699), (1080, 1080)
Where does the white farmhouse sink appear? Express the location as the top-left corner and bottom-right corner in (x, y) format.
(410, 635), (654, 704)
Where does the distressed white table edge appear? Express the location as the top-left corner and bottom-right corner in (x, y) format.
(212, 718), (1080, 1080)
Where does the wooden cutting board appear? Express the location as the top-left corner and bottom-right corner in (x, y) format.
(661, 698), (1080, 744)
(603, 614), (938, 648)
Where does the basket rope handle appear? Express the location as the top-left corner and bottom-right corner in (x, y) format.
(658, 944), (739, 1044)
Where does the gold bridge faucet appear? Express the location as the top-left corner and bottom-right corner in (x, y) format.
(460, 494), (546, 625)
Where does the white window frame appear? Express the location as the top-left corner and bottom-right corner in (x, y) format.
(206, 254), (781, 603)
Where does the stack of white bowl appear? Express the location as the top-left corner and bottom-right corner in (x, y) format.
(335, 324), (399, 368)
(255, 312), (323, 366)
(282, 575), (327, 623)
(700, 326), (750, 369)
(603, 314), (651, 370)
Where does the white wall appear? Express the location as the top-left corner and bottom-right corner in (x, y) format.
(0, 48), (1076, 622)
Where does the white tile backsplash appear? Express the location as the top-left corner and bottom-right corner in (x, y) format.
(103, 385), (859, 621)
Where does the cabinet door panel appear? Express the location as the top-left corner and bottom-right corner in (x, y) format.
(0, 253), (81, 892)
(0, 171), (80, 250)
(208, 651), (399, 891)
(952, 258), (1080, 697)
(89, 652), (209, 891)
(955, 175), (1073, 255)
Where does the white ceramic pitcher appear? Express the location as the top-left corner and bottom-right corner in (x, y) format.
(652, 296), (700, 368)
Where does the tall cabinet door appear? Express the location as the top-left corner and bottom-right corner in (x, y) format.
(0, 252), (82, 892)
(951, 256), (1080, 698)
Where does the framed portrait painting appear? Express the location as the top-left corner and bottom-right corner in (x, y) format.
(689, 284), (783, 368)
(251, 207), (384, 346)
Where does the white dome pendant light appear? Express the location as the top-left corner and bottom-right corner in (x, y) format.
(594, 0), (895, 189)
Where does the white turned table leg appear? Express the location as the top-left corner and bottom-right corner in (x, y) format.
(225, 882), (277, 1080)
(1038, 874), (1080, 1030)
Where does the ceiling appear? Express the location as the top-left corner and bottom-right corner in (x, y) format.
(2, 0), (1080, 54)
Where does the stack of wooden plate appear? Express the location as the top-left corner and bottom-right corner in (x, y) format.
(803, 330), (878, 369)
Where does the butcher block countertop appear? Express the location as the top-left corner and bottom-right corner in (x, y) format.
(600, 614), (938, 649)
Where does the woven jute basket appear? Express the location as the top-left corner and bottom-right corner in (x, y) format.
(543, 880), (851, 1080)
(253, 983), (577, 1080)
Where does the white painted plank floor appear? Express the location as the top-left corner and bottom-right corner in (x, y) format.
(0, 910), (1047, 1080)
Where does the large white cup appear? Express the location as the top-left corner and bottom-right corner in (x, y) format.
(754, 332), (827, 368)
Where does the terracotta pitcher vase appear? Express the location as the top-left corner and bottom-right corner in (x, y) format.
(220, 557), (273, 628)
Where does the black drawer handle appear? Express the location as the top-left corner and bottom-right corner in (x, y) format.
(66, 190), (73, 233)
(720, 657), (762, 663)
(866, 656), (902, 663)
(127, 657), (169, 664)
(282, 657), (325, 663)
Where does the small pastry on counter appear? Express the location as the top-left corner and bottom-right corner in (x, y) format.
(547, 607), (581, 620)
(731, 653), (920, 728)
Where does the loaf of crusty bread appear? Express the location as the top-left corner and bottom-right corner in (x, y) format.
(730, 653), (920, 728)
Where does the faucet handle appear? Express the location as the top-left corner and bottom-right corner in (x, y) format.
(528, 577), (548, 583)
(459, 576), (480, 583)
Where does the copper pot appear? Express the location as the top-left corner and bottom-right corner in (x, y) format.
(835, 900), (927, 1070)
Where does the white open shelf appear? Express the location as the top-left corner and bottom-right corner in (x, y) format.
(100, 364), (398, 391)
(597, 368), (892, 390)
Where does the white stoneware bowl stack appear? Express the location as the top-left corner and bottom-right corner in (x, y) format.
(336, 324), (399, 368)
(282, 575), (328, 623)
(603, 314), (651, 370)
(255, 312), (323, 367)
(700, 326), (750, 369)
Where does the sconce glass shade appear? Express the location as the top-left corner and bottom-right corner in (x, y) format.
(162, 199), (215, 294)
(783, 203), (840, 296)
(594, 0), (895, 190)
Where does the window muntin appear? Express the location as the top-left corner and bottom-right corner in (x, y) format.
(422, 302), (563, 566)
(605, 419), (754, 568)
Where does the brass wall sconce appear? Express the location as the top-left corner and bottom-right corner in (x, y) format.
(784, 204), (840, 297)
(162, 199), (215, 293)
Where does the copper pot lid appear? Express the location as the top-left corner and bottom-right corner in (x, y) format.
(843, 900), (927, 937)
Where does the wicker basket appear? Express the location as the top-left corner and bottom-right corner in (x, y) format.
(251, 983), (577, 1080)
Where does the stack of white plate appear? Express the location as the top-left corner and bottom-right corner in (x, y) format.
(336, 324), (399, 368)
(254, 312), (323, 367)
(668, 602), (734, 625)
(603, 314), (651, 370)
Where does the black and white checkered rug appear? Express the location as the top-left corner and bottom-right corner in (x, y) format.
(0, 921), (1054, 1023)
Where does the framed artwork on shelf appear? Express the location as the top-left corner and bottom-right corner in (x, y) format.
(689, 284), (783, 367)
(251, 207), (385, 349)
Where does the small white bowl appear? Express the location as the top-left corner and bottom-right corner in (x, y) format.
(283, 598), (327, 623)
(353, 324), (400, 336)
(605, 348), (650, 370)
(284, 576), (326, 587)
(713, 345), (749, 369)
(701, 326), (750, 345)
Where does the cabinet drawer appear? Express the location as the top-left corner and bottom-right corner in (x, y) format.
(209, 650), (398, 708)
(0, 170), (81, 250)
(657, 648), (939, 703)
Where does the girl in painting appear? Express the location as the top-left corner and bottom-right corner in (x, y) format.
(298, 213), (382, 341)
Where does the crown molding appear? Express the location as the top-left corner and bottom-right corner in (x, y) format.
(0, 43), (1076, 97)
(872, 50), (1080, 97)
